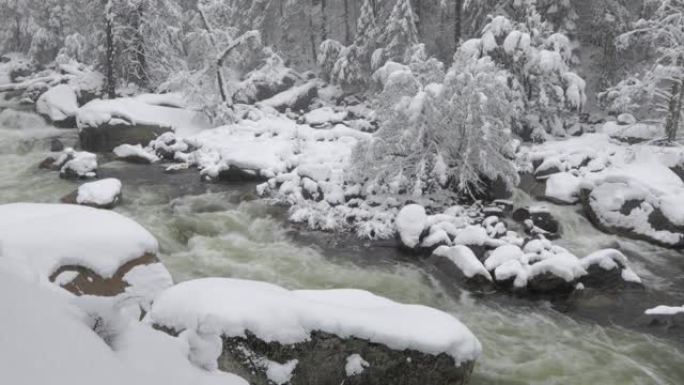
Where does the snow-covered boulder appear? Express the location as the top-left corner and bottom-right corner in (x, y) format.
(257, 79), (320, 113)
(51, 148), (98, 179)
(36, 84), (78, 127)
(601, 121), (663, 143)
(148, 278), (481, 385)
(61, 178), (123, 209)
(428, 245), (492, 288)
(113, 143), (159, 164)
(0, 203), (170, 306)
(302, 106), (348, 126)
(544, 172), (581, 204)
(395, 204), (428, 249)
(579, 249), (642, 289)
(581, 181), (684, 249)
(617, 113), (636, 125)
(643, 304), (684, 329)
(77, 95), (204, 152)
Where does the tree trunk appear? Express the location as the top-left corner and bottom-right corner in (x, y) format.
(665, 77), (683, 142)
(134, 1), (148, 88)
(309, 1), (318, 64)
(321, 0), (328, 41)
(344, 0), (351, 44)
(104, 0), (116, 99)
(454, 0), (462, 48)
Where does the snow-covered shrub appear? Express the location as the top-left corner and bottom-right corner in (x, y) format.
(351, 56), (518, 198)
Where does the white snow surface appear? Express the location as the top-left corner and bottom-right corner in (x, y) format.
(0, 203), (158, 280)
(76, 178), (122, 206)
(264, 359), (299, 385)
(36, 84), (78, 122)
(545, 172), (581, 204)
(60, 148), (98, 178)
(148, 278), (482, 365)
(433, 245), (492, 281)
(396, 204), (428, 248)
(0, 270), (247, 385)
(77, 94), (207, 136)
(345, 354), (370, 376)
(645, 305), (684, 316)
(303, 106), (347, 126)
(113, 143), (159, 163)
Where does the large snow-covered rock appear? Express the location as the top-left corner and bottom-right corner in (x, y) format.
(148, 278), (481, 385)
(579, 249), (642, 288)
(61, 178), (123, 209)
(0, 203), (169, 303)
(36, 84), (79, 127)
(77, 94), (205, 152)
(52, 148), (98, 179)
(257, 79), (320, 113)
(581, 180), (684, 249)
(544, 172), (581, 204)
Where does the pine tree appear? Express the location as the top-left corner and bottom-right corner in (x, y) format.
(611, 0), (684, 142)
(374, 0), (420, 69)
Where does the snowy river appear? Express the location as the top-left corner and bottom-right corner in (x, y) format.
(1, 114), (684, 384)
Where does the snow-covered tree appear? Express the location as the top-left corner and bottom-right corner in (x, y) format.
(604, 0), (684, 142)
(536, 0), (578, 33)
(372, 0), (420, 69)
(461, 1), (586, 140)
(351, 55), (518, 198)
(320, 0), (379, 88)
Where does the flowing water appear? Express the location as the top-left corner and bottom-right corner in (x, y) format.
(2, 111), (684, 385)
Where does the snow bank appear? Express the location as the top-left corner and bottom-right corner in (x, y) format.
(0, 270), (247, 385)
(0, 203), (158, 280)
(148, 278), (482, 365)
(76, 178), (122, 207)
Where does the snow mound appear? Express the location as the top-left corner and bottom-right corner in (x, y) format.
(148, 278), (482, 365)
(0, 203), (158, 280)
(77, 178), (122, 207)
(645, 305), (684, 316)
(396, 204), (427, 248)
(0, 270), (248, 385)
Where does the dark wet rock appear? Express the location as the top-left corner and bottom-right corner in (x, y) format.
(50, 138), (64, 152)
(215, 166), (267, 183)
(215, 331), (475, 385)
(79, 121), (172, 153)
(580, 264), (642, 290)
(259, 80), (320, 113)
(526, 272), (576, 294)
(49, 253), (160, 297)
(517, 172), (546, 199)
(513, 207), (560, 239)
(38, 156), (59, 170)
(233, 69), (300, 105)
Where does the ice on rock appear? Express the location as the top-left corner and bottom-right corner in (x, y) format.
(396, 204), (427, 248)
(345, 354), (370, 377)
(147, 278), (482, 365)
(76, 178), (122, 207)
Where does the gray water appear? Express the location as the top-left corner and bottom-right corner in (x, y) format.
(2, 113), (684, 385)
